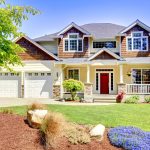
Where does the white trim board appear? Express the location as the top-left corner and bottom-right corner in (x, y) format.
(88, 48), (122, 61)
(57, 22), (91, 35)
(120, 19), (150, 34)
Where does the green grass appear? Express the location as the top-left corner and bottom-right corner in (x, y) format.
(0, 104), (150, 131)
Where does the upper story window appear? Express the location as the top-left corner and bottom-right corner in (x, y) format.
(127, 31), (148, 51)
(64, 33), (83, 52)
(93, 41), (116, 48)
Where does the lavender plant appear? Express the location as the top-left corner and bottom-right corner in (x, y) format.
(108, 126), (150, 150)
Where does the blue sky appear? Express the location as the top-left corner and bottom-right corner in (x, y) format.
(7, 0), (150, 38)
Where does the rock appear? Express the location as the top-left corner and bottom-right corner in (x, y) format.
(27, 109), (48, 128)
(90, 124), (105, 139)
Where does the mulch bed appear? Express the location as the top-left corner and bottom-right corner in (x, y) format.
(0, 113), (123, 150)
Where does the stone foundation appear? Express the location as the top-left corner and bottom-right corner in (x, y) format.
(117, 83), (126, 94)
(84, 83), (93, 102)
(53, 85), (61, 99)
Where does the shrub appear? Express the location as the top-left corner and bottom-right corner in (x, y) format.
(144, 96), (150, 103)
(108, 126), (150, 150)
(125, 95), (139, 104)
(40, 112), (66, 149)
(1, 109), (14, 114)
(63, 79), (84, 100)
(65, 123), (91, 145)
(27, 102), (46, 111)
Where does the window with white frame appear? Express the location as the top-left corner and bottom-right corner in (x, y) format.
(132, 69), (150, 84)
(64, 33), (83, 52)
(68, 69), (79, 80)
(127, 31), (148, 51)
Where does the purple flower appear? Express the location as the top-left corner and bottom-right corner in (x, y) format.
(108, 126), (150, 150)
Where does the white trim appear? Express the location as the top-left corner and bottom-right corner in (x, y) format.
(126, 31), (149, 51)
(67, 68), (80, 80)
(95, 68), (114, 94)
(57, 22), (90, 35)
(120, 20), (150, 34)
(88, 48), (122, 61)
(15, 36), (59, 61)
(120, 65), (123, 83)
(63, 33), (83, 52)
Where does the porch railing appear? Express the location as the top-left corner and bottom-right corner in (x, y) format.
(126, 84), (150, 94)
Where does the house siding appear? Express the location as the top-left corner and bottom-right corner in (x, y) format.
(17, 37), (56, 60)
(58, 27), (89, 58)
(121, 25), (150, 58)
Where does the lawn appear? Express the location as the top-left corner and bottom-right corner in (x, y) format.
(0, 104), (150, 131)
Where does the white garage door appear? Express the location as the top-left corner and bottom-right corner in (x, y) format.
(0, 73), (21, 98)
(24, 72), (52, 98)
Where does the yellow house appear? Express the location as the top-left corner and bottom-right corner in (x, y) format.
(0, 20), (149, 100)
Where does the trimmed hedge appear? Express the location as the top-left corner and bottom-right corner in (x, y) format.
(108, 126), (150, 150)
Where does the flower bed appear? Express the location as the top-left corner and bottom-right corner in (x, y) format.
(108, 126), (150, 150)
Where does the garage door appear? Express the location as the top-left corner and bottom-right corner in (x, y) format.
(24, 72), (52, 98)
(0, 72), (21, 98)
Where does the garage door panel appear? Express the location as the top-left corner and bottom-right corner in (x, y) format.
(24, 73), (52, 98)
(0, 73), (21, 98)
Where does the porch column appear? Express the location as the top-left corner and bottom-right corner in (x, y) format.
(119, 64), (123, 83)
(87, 64), (90, 83)
(21, 71), (25, 98)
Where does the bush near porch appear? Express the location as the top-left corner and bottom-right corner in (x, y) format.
(63, 79), (84, 101)
(1, 104), (150, 131)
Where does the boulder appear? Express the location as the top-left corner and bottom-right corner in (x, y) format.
(27, 109), (48, 128)
(90, 124), (105, 139)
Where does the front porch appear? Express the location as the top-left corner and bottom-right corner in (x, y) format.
(54, 59), (150, 100)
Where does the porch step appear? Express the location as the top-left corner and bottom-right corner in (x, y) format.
(93, 99), (116, 103)
(93, 95), (116, 103)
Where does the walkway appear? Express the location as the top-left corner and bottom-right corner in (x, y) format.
(0, 98), (116, 107)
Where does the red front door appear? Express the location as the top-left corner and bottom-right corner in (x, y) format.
(100, 73), (109, 94)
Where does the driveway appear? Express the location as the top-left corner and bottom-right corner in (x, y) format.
(0, 98), (56, 107)
(0, 98), (116, 107)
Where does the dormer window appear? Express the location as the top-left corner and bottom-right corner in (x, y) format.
(64, 33), (83, 52)
(127, 31), (148, 51)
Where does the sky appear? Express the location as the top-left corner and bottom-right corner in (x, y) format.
(6, 0), (150, 38)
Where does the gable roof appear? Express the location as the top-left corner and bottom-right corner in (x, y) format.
(81, 23), (125, 39)
(34, 23), (125, 42)
(57, 22), (91, 35)
(119, 19), (150, 34)
(34, 33), (58, 42)
(15, 36), (59, 61)
(88, 48), (123, 61)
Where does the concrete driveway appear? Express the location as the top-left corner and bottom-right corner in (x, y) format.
(0, 98), (56, 107)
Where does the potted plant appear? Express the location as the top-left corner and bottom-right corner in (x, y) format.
(116, 91), (124, 103)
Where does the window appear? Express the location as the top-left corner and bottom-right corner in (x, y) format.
(111, 73), (113, 91)
(132, 69), (150, 84)
(34, 73), (38, 76)
(127, 32), (148, 51)
(96, 73), (98, 90)
(68, 69), (79, 80)
(64, 33), (83, 52)
(47, 73), (51, 76)
(93, 41), (116, 48)
(41, 73), (45, 76)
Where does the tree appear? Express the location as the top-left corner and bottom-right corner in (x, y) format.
(63, 79), (84, 100)
(0, 0), (40, 70)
